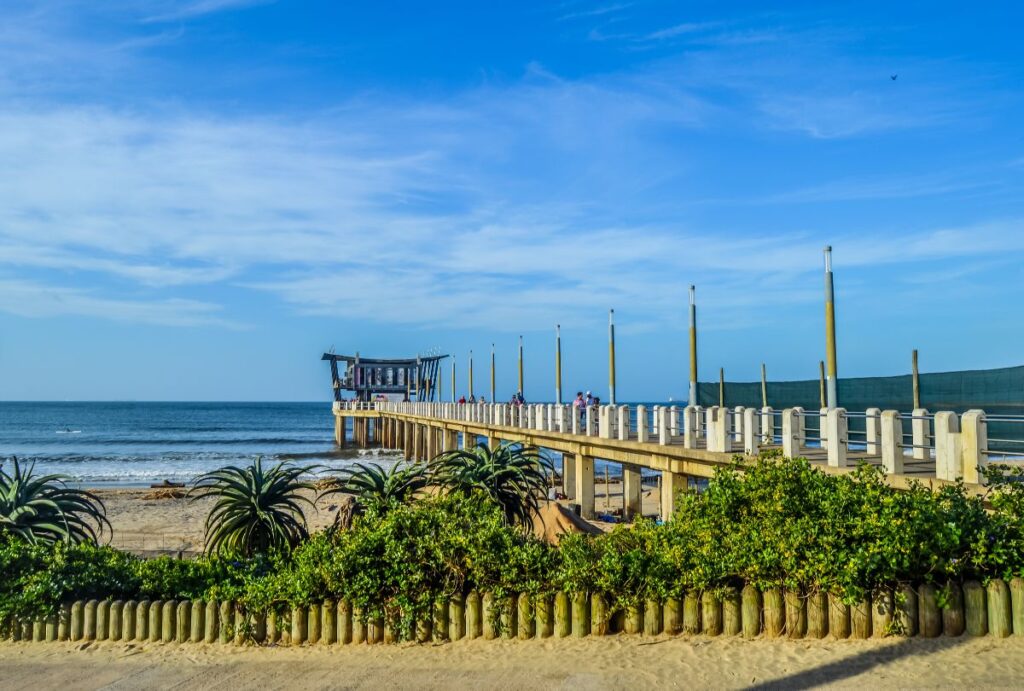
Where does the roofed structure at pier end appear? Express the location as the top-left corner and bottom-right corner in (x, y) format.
(321, 352), (448, 402)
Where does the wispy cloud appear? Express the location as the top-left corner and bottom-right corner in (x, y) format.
(557, 2), (633, 22)
(142, 0), (276, 23)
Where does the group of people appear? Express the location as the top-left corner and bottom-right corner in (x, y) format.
(455, 390), (527, 406)
(573, 391), (600, 424)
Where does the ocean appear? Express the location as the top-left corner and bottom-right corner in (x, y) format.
(0, 401), (401, 486)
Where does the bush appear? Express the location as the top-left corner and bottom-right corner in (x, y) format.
(6, 453), (1024, 632)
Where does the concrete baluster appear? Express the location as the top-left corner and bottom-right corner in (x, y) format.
(658, 406), (670, 445)
(637, 405), (649, 443)
(880, 410), (904, 474)
(733, 406), (744, 443)
(760, 406), (774, 444)
(585, 406), (596, 436)
(669, 406), (680, 439)
(782, 408), (799, 458)
(865, 408), (881, 455)
(912, 408), (931, 461)
(743, 407), (759, 456)
(826, 408), (848, 467)
(934, 411), (962, 480)
(618, 405), (630, 441)
(961, 410), (987, 485)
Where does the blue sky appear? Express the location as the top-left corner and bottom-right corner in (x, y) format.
(1, 1), (1022, 402)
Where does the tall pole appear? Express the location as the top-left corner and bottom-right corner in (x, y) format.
(688, 285), (698, 407)
(912, 349), (921, 410)
(818, 360), (826, 409)
(555, 324), (563, 405)
(469, 350), (474, 399)
(490, 343), (496, 404)
(719, 367), (725, 408)
(518, 336), (524, 397)
(451, 357), (456, 403)
(760, 363), (768, 408)
(608, 309), (617, 405)
(823, 246), (839, 408)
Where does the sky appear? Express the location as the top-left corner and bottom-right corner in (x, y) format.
(0, 0), (1022, 402)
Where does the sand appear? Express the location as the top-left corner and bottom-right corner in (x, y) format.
(95, 480), (657, 554)
(2, 634), (1024, 690)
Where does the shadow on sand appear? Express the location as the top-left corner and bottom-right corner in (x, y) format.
(744, 634), (971, 690)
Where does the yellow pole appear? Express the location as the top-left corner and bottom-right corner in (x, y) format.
(555, 324), (563, 405)
(818, 360), (826, 409)
(608, 309), (616, 405)
(518, 335), (524, 398)
(761, 363), (768, 408)
(718, 367), (725, 408)
(490, 343), (496, 404)
(469, 350), (474, 398)
(912, 349), (921, 410)
(451, 357), (456, 403)
(688, 285), (698, 406)
(823, 246), (839, 408)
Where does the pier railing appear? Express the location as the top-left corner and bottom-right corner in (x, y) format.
(333, 399), (1021, 488)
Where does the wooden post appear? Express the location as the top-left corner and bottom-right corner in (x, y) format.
(722, 588), (741, 636)
(482, 592), (497, 640)
(964, 580), (987, 636)
(572, 591), (590, 638)
(555, 592), (571, 638)
(591, 594), (609, 636)
(338, 600), (353, 645)
(644, 598), (663, 636)
(701, 591), (722, 636)
(918, 584), (941, 637)
(466, 591), (482, 639)
(624, 602), (642, 635)
(988, 579), (1012, 638)
(664, 598), (682, 635)
(807, 591), (828, 639)
(763, 588), (784, 637)
(741, 585), (761, 638)
(828, 593), (850, 639)
(851, 596), (872, 639)
(433, 598), (449, 642)
(536, 594), (553, 638)
(942, 581), (965, 637)
(1011, 577), (1024, 637)
(683, 591), (701, 634)
(785, 590), (806, 639)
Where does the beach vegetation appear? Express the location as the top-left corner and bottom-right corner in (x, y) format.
(429, 442), (553, 528)
(0, 457), (110, 546)
(319, 461), (429, 518)
(190, 456), (316, 557)
(8, 452), (1024, 639)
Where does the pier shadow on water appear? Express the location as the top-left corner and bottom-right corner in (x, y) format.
(743, 634), (969, 691)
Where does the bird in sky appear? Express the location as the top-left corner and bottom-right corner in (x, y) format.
(891, 74), (898, 80)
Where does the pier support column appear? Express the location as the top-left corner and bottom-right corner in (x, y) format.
(574, 455), (595, 519)
(334, 416), (345, 446)
(562, 454), (577, 499)
(659, 472), (686, 522)
(622, 464), (642, 520)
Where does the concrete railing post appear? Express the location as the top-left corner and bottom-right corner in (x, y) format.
(669, 406), (680, 439)
(636, 405), (649, 443)
(826, 408), (849, 467)
(760, 406), (774, 445)
(658, 406), (670, 445)
(865, 408), (881, 455)
(585, 406), (596, 436)
(599, 406), (610, 439)
(618, 405), (630, 441)
(934, 411), (962, 481)
(743, 407), (760, 456)
(733, 406), (744, 443)
(961, 410), (987, 485)
(880, 410), (904, 474)
(683, 405), (697, 448)
(782, 408), (799, 458)
(912, 408), (931, 461)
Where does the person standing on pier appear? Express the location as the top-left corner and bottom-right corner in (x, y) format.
(574, 391), (586, 425)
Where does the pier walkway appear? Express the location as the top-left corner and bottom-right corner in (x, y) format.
(333, 401), (1010, 521)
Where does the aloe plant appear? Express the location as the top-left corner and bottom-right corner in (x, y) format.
(191, 456), (316, 556)
(0, 457), (110, 545)
(429, 443), (553, 528)
(321, 461), (429, 516)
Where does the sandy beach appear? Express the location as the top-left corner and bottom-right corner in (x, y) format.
(96, 480), (659, 553)
(2, 633), (1024, 690)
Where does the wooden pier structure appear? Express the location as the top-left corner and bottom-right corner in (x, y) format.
(333, 400), (997, 521)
